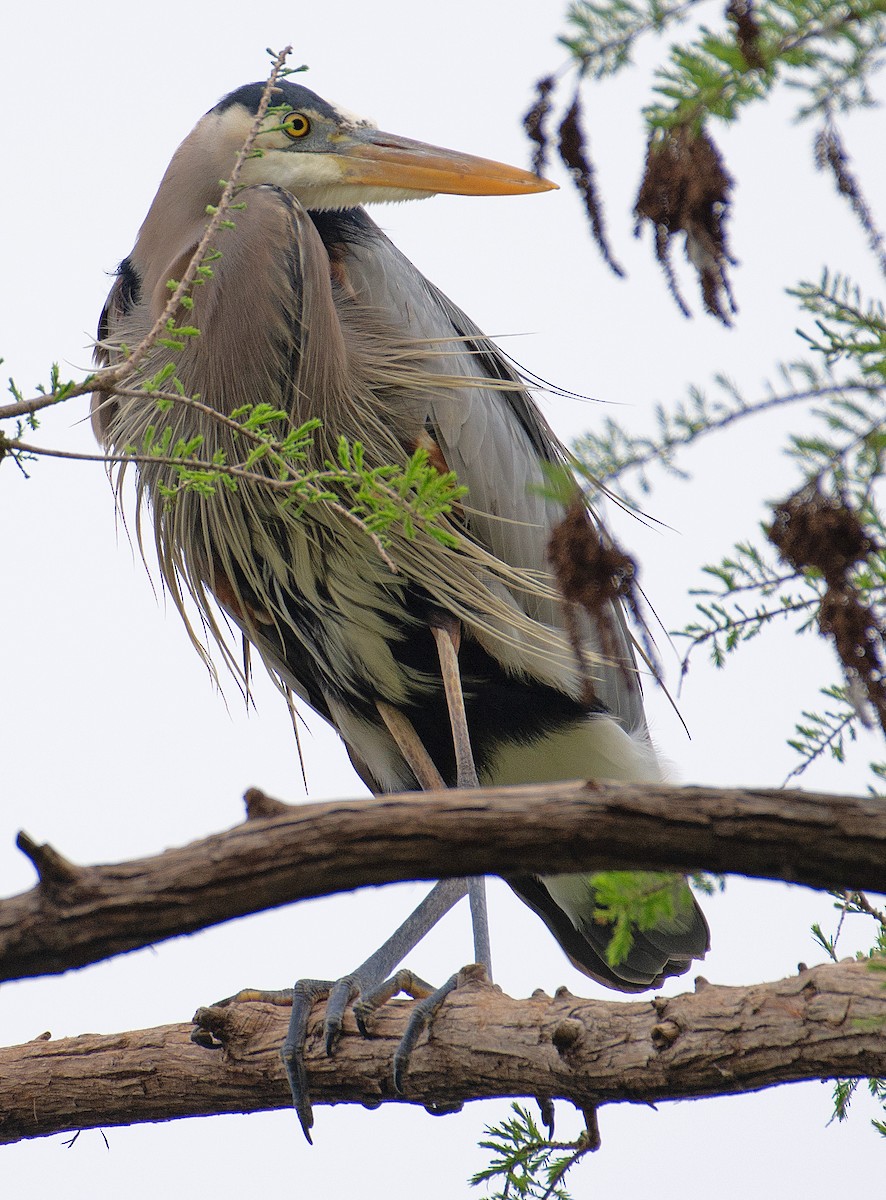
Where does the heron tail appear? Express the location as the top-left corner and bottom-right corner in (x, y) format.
(508, 870), (710, 992)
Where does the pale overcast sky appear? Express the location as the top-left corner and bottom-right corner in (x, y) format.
(2, 1), (885, 1196)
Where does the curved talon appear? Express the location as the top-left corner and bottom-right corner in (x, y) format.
(537, 1095), (555, 1138)
(283, 978), (335, 1144)
(354, 1003), (371, 1039)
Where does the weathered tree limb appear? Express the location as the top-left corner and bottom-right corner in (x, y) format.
(4, 780), (885, 984)
(4, 781), (886, 983)
(1, 959), (883, 1144)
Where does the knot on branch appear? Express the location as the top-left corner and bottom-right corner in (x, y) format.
(651, 1019), (681, 1049)
(191, 1006), (233, 1050)
(243, 787), (290, 820)
(456, 963), (493, 990)
(424, 1099), (465, 1116)
(551, 1018), (585, 1056)
(16, 831), (91, 901)
(190, 1002), (270, 1056)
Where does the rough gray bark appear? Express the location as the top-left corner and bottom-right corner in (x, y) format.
(1, 959), (882, 1144)
(3, 780), (885, 982)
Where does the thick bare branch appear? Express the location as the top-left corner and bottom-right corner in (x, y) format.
(4, 781), (886, 983)
(1, 959), (883, 1144)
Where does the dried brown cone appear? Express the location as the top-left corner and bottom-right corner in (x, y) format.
(814, 123), (886, 279)
(634, 126), (737, 324)
(767, 486), (886, 737)
(726, 0), (767, 71)
(558, 92), (625, 277)
(767, 487), (876, 587)
(818, 584), (886, 736)
(523, 75), (556, 177)
(548, 500), (643, 706)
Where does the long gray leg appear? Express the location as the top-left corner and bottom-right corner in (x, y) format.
(376, 696), (491, 966)
(430, 619), (491, 975)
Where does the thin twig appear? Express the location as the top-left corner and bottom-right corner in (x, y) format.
(595, 382), (879, 487)
(7, 437), (398, 570)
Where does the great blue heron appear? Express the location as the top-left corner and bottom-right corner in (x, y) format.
(92, 79), (709, 1138)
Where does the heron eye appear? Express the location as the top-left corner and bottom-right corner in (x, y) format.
(282, 111), (311, 139)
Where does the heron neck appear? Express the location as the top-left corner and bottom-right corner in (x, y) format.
(132, 133), (228, 311)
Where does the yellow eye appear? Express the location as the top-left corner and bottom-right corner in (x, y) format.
(282, 111), (311, 139)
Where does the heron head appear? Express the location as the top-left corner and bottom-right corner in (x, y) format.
(207, 80), (556, 211)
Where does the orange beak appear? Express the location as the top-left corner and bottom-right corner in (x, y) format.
(330, 128), (556, 197)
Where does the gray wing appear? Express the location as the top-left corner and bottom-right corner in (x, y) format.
(340, 212), (646, 732)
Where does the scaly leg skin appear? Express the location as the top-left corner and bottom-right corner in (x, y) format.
(191, 876), (471, 1138)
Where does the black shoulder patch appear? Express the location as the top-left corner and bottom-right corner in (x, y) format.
(117, 256), (141, 315)
(308, 208), (375, 249)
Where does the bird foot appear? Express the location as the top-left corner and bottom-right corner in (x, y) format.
(280, 962), (487, 1140)
(190, 965), (489, 1139)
